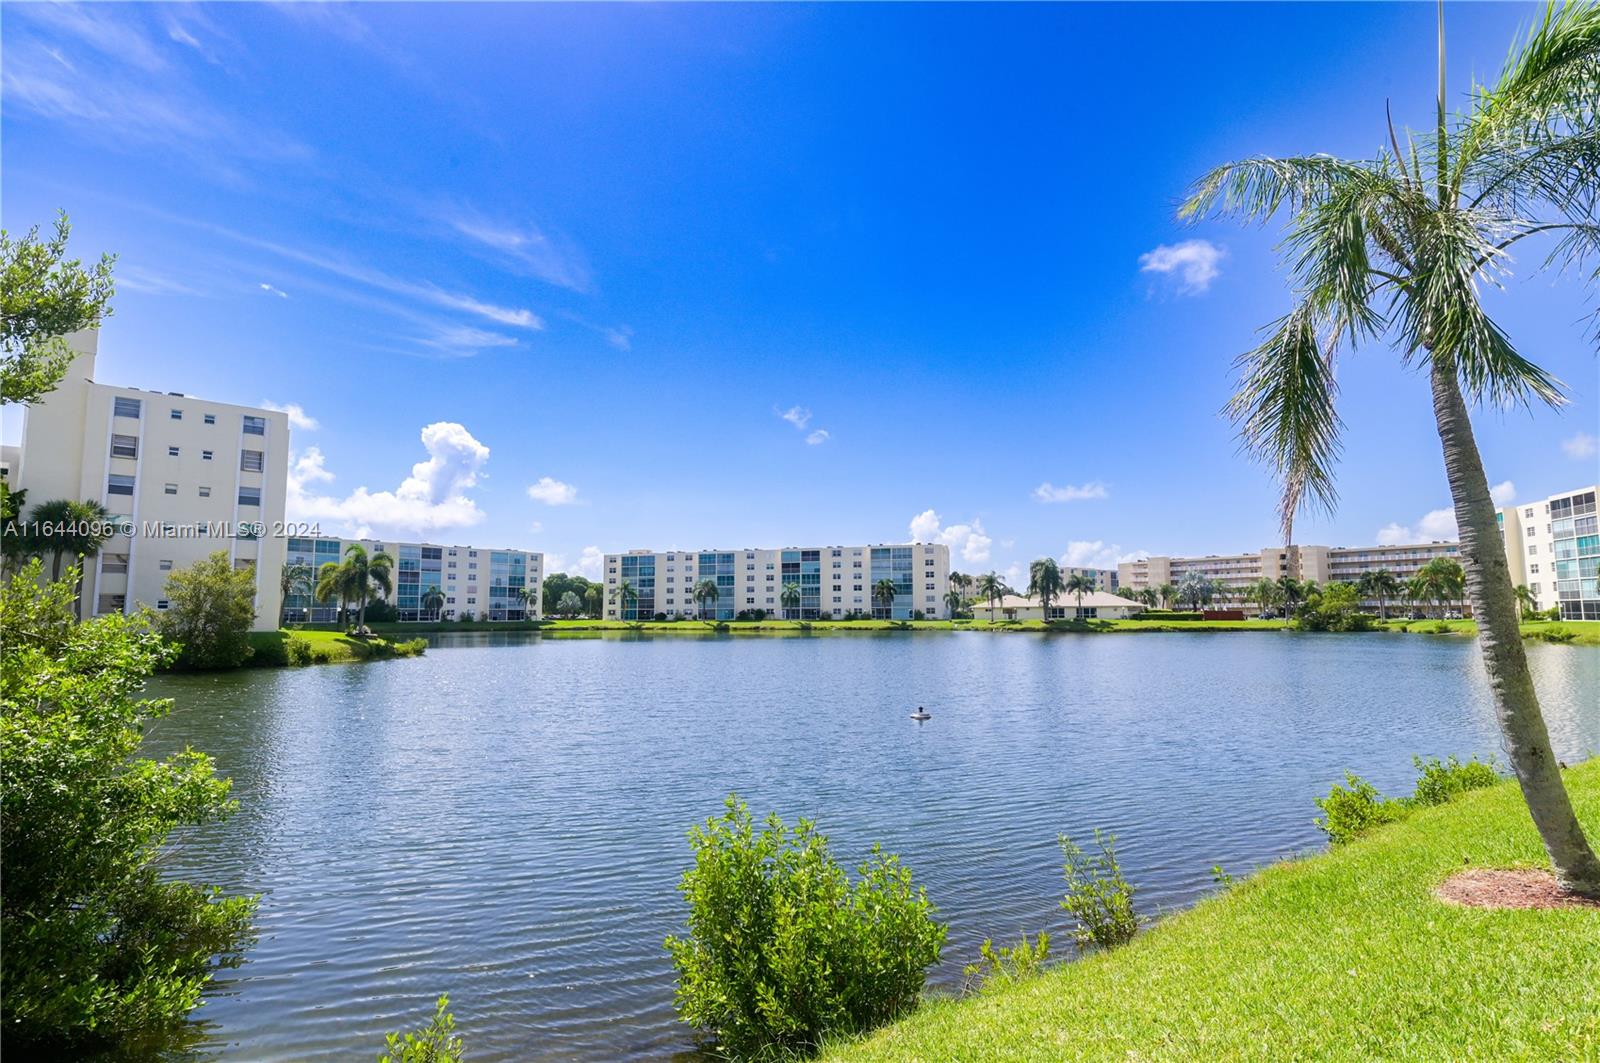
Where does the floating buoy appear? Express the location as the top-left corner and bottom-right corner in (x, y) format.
(909, 706), (932, 720)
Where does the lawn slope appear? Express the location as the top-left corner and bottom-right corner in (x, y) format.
(827, 760), (1600, 1062)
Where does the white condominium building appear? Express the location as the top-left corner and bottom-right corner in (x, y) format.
(1499, 485), (1599, 620)
(10, 331), (290, 631)
(1118, 541), (1462, 600)
(603, 543), (952, 620)
(1062, 565), (1120, 593)
(282, 537), (544, 623)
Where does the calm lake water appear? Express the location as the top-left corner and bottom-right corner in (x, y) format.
(142, 631), (1600, 1061)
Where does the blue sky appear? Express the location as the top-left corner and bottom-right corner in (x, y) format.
(4, 2), (1596, 584)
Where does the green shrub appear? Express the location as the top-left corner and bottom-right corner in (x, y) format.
(1410, 755), (1499, 807)
(158, 551), (256, 669)
(309, 645), (338, 664)
(392, 638), (427, 657)
(285, 635), (313, 666)
(1314, 773), (1407, 844)
(1429, 621), (1453, 634)
(1058, 830), (1138, 950)
(379, 995), (463, 1063)
(665, 796), (946, 1057)
(1533, 624), (1576, 643)
(962, 932), (1051, 994)
(1131, 610), (1204, 621)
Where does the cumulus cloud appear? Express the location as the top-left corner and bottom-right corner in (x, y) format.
(548, 545), (605, 580)
(777, 405), (812, 429)
(1138, 239), (1225, 294)
(1562, 431), (1597, 460)
(1061, 540), (1147, 570)
(262, 401), (318, 431)
(1376, 507), (1458, 545)
(909, 509), (992, 564)
(527, 477), (579, 505)
(806, 429), (830, 446)
(287, 422), (491, 537)
(1490, 480), (1516, 505)
(1033, 481), (1109, 503)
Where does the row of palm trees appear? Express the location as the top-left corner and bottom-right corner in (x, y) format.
(1, 491), (118, 581)
(278, 543), (395, 633)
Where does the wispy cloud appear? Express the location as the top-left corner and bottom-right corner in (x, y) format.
(806, 429), (831, 446)
(262, 401), (319, 431)
(287, 422), (492, 537)
(527, 477), (580, 506)
(259, 282), (289, 299)
(1562, 431), (1597, 460)
(909, 509), (993, 564)
(445, 205), (593, 293)
(778, 405), (812, 429)
(115, 265), (203, 296)
(1033, 481), (1109, 503)
(1139, 239), (1225, 295)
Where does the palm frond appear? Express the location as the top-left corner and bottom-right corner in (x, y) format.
(1223, 305), (1344, 545)
(1179, 155), (1374, 224)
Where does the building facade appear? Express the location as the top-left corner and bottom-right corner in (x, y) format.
(10, 331), (290, 631)
(972, 590), (1145, 621)
(1500, 485), (1600, 620)
(282, 537), (544, 623)
(603, 543), (952, 620)
(1118, 541), (1462, 604)
(1062, 565), (1119, 593)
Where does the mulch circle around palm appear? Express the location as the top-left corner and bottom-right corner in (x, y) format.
(1435, 869), (1600, 911)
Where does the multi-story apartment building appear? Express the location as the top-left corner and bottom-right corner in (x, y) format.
(603, 543), (952, 620)
(1118, 541), (1461, 602)
(1062, 565), (1119, 593)
(281, 536), (543, 622)
(1500, 485), (1600, 620)
(10, 331), (290, 631)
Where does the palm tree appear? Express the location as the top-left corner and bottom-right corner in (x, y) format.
(943, 587), (965, 619)
(974, 571), (1004, 623)
(871, 577), (899, 619)
(584, 584), (602, 618)
(1027, 558), (1067, 621)
(612, 578), (638, 620)
(1, 484), (29, 576)
(1182, 1), (1600, 893)
(279, 561), (313, 628)
(1137, 586), (1159, 609)
(1514, 583), (1538, 620)
(517, 584), (538, 620)
(1358, 568), (1402, 620)
(340, 543), (393, 634)
(1275, 576), (1305, 629)
(1064, 572), (1096, 619)
(27, 497), (114, 582)
(422, 585), (446, 621)
(1412, 557), (1465, 619)
(1178, 573), (1215, 611)
(693, 578), (719, 621)
(314, 559), (347, 623)
(780, 582), (802, 620)
(1153, 582), (1178, 610)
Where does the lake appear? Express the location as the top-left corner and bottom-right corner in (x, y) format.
(142, 631), (1600, 1061)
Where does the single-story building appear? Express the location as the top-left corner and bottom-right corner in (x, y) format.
(970, 591), (1147, 622)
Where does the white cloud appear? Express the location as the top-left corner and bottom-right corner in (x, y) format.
(1490, 480), (1516, 505)
(1061, 540), (1147, 570)
(1376, 507), (1459, 545)
(527, 477), (579, 506)
(411, 323), (520, 359)
(262, 401), (318, 431)
(115, 265), (201, 296)
(445, 207), (592, 293)
(259, 282), (288, 299)
(806, 429), (830, 446)
(287, 422), (491, 537)
(1138, 239), (1225, 295)
(1562, 431), (1597, 460)
(528, 520), (543, 534)
(548, 545), (604, 580)
(1033, 481), (1109, 503)
(778, 405), (812, 429)
(908, 509), (992, 564)
(603, 325), (633, 352)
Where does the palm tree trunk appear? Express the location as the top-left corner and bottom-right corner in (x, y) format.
(1430, 359), (1600, 896)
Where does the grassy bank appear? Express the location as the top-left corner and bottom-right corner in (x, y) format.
(1376, 618), (1600, 646)
(826, 760), (1600, 1062)
(247, 629), (426, 665)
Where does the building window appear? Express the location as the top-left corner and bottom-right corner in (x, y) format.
(1529, 545), (1538, 556)
(238, 486), (261, 506)
(107, 474), (135, 496)
(242, 415), (266, 435)
(172, 408), (185, 420)
(164, 483), (178, 495)
(113, 397), (142, 418)
(159, 559), (174, 571)
(204, 413), (216, 425)
(102, 553), (129, 574)
(234, 558), (255, 571)
(198, 486), (211, 497)
(157, 599), (170, 610)
(97, 594), (126, 614)
(240, 450), (265, 472)
(110, 434), (139, 458)
(168, 445), (180, 457)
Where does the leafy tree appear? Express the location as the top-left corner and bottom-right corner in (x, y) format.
(693, 578), (720, 621)
(1028, 558), (1066, 619)
(159, 551), (257, 669)
(379, 995), (464, 1063)
(340, 544), (393, 633)
(422, 585), (446, 620)
(1, 483), (28, 574)
(1245, 576), (1281, 617)
(1065, 572), (1096, 617)
(1, 560), (254, 1049)
(541, 572), (601, 617)
(1514, 583), (1538, 619)
(1177, 573), (1216, 611)
(279, 562), (313, 628)
(1, 211), (117, 406)
(975, 571), (1005, 622)
(557, 590), (584, 617)
(780, 581), (802, 619)
(872, 577), (899, 618)
(1358, 568), (1402, 620)
(612, 578), (638, 620)
(1182, 1), (1600, 892)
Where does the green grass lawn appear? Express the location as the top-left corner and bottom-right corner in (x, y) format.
(247, 629), (426, 665)
(825, 760), (1600, 1063)
(1377, 618), (1600, 646)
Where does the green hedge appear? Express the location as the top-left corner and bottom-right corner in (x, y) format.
(1131, 611), (1205, 621)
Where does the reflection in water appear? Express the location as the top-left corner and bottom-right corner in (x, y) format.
(141, 633), (1598, 1061)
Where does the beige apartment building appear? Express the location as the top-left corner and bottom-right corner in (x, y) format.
(281, 536), (543, 623)
(604, 542), (952, 620)
(1500, 485), (1600, 620)
(9, 331), (290, 631)
(1118, 541), (1462, 602)
(1061, 565), (1120, 593)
